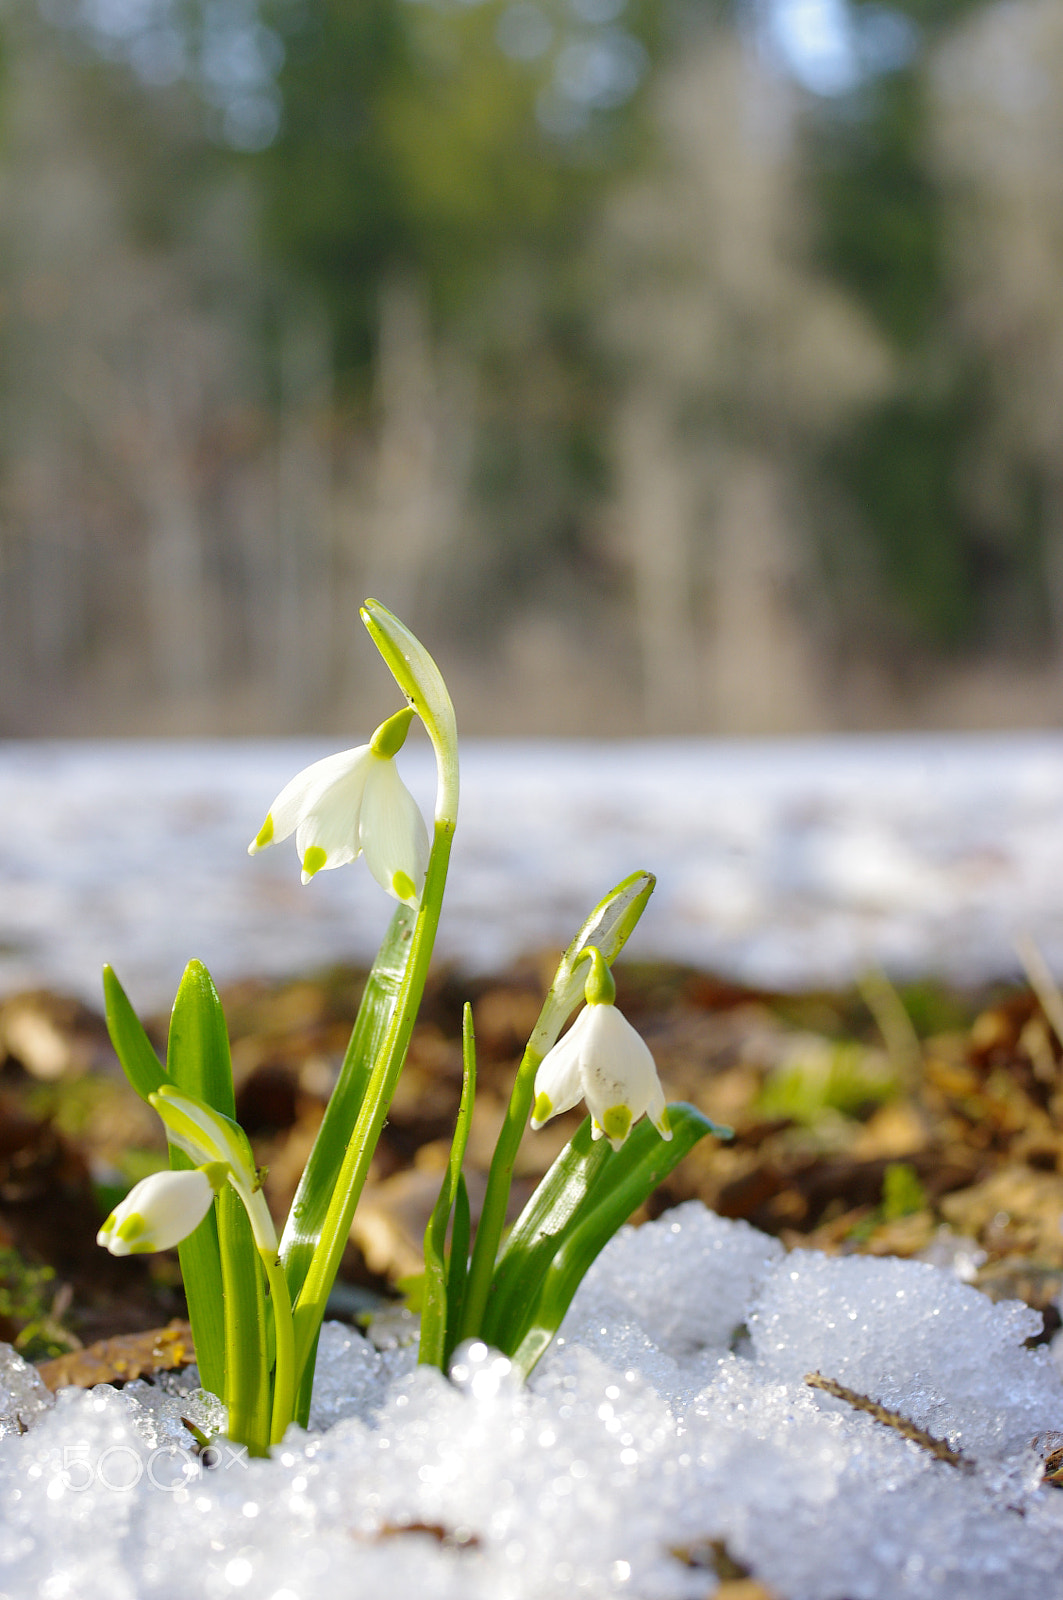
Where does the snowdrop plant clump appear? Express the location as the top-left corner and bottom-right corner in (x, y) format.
(98, 602), (729, 1453)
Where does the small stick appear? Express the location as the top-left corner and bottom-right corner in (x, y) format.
(1014, 932), (1063, 1053)
(805, 1371), (971, 1469)
(856, 965), (922, 1093)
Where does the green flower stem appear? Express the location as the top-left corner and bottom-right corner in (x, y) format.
(458, 875), (655, 1344)
(458, 1040), (542, 1342)
(291, 812), (454, 1386)
(261, 1248), (295, 1445)
(290, 602), (459, 1387)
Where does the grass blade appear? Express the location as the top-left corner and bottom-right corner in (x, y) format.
(419, 1004), (476, 1368)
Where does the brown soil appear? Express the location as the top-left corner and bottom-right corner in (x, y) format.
(2, 957), (1061, 1375)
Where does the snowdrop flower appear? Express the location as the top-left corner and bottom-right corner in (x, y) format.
(530, 947), (672, 1151)
(150, 1084), (277, 1253)
(248, 707), (429, 906)
(97, 1166), (224, 1256)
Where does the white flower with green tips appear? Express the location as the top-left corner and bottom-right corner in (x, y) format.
(529, 947), (672, 1151)
(247, 707), (429, 906)
(97, 1166), (224, 1256)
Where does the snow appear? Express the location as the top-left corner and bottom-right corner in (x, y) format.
(4, 1204), (1063, 1599)
(4, 733), (1063, 1005)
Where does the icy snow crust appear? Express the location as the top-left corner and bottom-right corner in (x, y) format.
(5, 1207), (1063, 1599)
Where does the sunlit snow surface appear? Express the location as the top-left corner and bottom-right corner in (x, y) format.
(3, 734), (1063, 1005)
(4, 1206), (1063, 1599)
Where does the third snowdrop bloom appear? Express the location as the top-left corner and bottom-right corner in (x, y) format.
(530, 947), (672, 1151)
(248, 707), (429, 906)
(97, 1166), (222, 1256)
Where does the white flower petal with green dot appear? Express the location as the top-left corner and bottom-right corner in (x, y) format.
(247, 709), (428, 905)
(96, 1168), (216, 1256)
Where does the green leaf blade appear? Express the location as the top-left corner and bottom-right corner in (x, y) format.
(420, 1004), (476, 1369)
(280, 904), (415, 1303)
(492, 1105), (732, 1375)
(165, 960), (238, 1407)
(166, 960), (237, 1118)
(102, 965), (167, 1100)
(217, 1187), (271, 1455)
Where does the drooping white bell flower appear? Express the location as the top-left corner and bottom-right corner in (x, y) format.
(530, 947), (672, 1151)
(97, 1166), (222, 1256)
(248, 707), (429, 906)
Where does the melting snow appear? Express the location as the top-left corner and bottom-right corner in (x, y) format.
(4, 1206), (1063, 1599)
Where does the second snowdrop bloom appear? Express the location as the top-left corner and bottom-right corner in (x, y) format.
(248, 707), (430, 906)
(530, 946), (672, 1151)
(97, 1166), (223, 1256)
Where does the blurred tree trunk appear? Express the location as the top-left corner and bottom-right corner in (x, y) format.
(275, 310), (333, 719)
(366, 276), (473, 631)
(615, 388), (701, 729)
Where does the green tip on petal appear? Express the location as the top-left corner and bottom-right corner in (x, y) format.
(249, 812), (274, 854)
(657, 1106), (673, 1138)
(116, 1211), (146, 1243)
(532, 1091), (553, 1126)
(370, 705), (416, 758)
(601, 1104), (632, 1146)
(392, 869), (416, 903)
(302, 844), (327, 880)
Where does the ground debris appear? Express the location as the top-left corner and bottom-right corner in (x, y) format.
(37, 1320), (194, 1391)
(805, 1371), (972, 1469)
(6, 959), (1063, 1338)
(669, 1536), (778, 1598)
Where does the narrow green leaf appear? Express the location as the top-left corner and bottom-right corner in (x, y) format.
(491, 1105), (732, 1375)
(419, 1004), (476, 1369)
(480, 1125), (611, 1350)
(444, 1176), (471, 1366)
(166, 960), (237, 1117)
(291, 812), (455, 1390)
(102, 965), (167, 1100)
(165, 960), (237, 1406)
(171, 1159), (226, 1401)
(280, 903), (415, 1303)
(217, 1187), (271, 1455)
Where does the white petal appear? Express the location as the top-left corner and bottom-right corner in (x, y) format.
(293, 759), (377, 879)
(358, 755), (430, 904)
(97, 1169), (214, 1256)
(578, 1005), (662, 1136)
(250, 745), (372, 854)
(530, 1010), (593, 1128)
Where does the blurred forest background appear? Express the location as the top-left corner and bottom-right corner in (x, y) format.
(1, 0), (1062, 737)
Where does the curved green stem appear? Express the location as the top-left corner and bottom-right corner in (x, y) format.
(285, 598), (460, 1387)
(262, 1249), (295, 1446)
(292, 816), (454, 1384)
